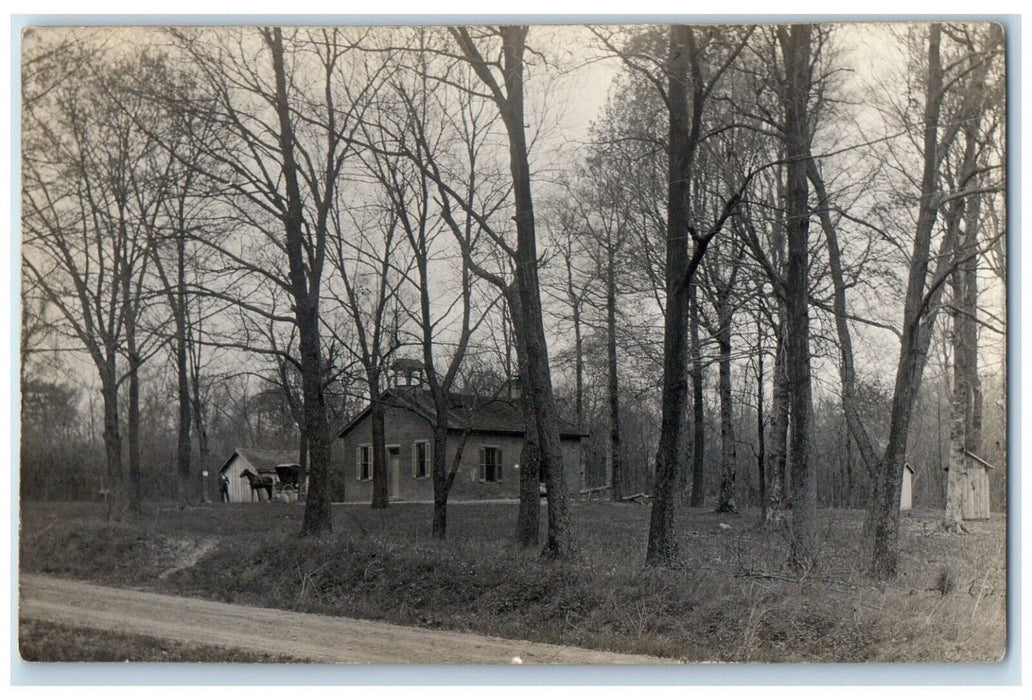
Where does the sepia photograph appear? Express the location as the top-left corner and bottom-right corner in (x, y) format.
(15, 18), (1008, 671)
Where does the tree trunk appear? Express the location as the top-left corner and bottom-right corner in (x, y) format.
(689, 280), (706, 507)
(496, 28), (568, 557)
(763, 324), (789, 527)
(127, 352), (142, 515)
(779, 24), (816, 570)
(452, 26), (568, 555)
(572, 286), (584, 425)
(945, 134), (984, 530)
(297, 296), (333, 532)
(864, 20), (993, 574)
(297, 433), (309, 502)
(944, 290), (968, 531)
(715, 295), (737, 513)
(607, 248), (623, 503)
(175, 357), (192, 508)
(124, 297), (143, 517)
(190, 360), (210, 504)
(431, 422), (450, 539)
(517, 408), (542, 546)
(867, 24), (944, 579)
(265, 28), (332, 536)
(844, 421), (855, 507)
(945, 208), (971, 532)
(507, 284), (542, 547)
(963, 194), (983, 464)
(646, 25), (694, 567)
(100, 365), (123, 522)
(809, 159), (879, 471)
(517, 289), (566, 549)
(297, 299), (332, 532)
(175, 252), (192, 510)
(756, 323), (766, 509)
(370, 392), (389, 509)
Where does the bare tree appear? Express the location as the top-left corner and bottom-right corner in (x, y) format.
(446, 26), (574, 556)
(777, 23), (819, 570)
(698, 235), (746, 514)
(141, 66), (226, 508)
(548, 162), (630, 501)
(687, 278), (707, 507)
(644, 26), (751, 566)
(382, 27), (573, 552)
(22, 36), (168, 517)
(402, 184), (492, 536)
(170, 27), (384, 533)
(328, 203), (411, 510)
(588, 25), (756, 563)
(542, 203), (593, 431)
(574, 82), (669, 502)
(866, 23), (1003, 578)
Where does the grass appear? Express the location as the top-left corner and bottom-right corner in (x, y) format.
(18, 500), (1007, 663)
(18, 620), (305, 662)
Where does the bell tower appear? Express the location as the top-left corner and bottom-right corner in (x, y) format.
(391, 358), (425, 388)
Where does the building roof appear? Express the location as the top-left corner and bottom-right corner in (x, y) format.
(220, 448), (301, 475)
(337, 389), (588, 440)
(391, 358), (425, 371)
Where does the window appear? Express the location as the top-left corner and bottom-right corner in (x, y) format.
(412, 441), (430, 479)
(479, 446), (503, 483)
(356, 445), (372, 481)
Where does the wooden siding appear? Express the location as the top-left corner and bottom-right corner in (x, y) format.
(962, 465), (991, 520)
(899, 466), (912, 511)
(220, 454), (251, 503)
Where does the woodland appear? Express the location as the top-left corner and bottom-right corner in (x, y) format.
(21, 23), (1006, 582)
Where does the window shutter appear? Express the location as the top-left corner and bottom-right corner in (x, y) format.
(425, 442), (432, 478)
(411, 443), (419, 479)
(496, 449), (503, 481)
(478, 446), (486, 482)
(356, 447), (362, 481)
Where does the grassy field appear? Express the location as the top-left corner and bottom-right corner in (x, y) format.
(18, 500), (1007, 663)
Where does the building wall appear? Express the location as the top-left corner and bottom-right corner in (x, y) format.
(899, 468), (912, 511)
(962, 466), (991, 520)
(338, 405), (583, 502)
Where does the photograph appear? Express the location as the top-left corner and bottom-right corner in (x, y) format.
(16, 20), (1008, 667)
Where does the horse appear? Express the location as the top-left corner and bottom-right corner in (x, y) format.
(239, 468), (275, 502)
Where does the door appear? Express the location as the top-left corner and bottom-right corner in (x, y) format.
(388, 446), (401, 499)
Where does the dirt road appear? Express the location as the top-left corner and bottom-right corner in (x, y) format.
(20, 574), (674, 664)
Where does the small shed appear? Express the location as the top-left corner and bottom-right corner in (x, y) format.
(943, 450), (994, 520)
(899, 462), (915, 511)
(961, 451), (993, 520)
(219, 448), (301, 503)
